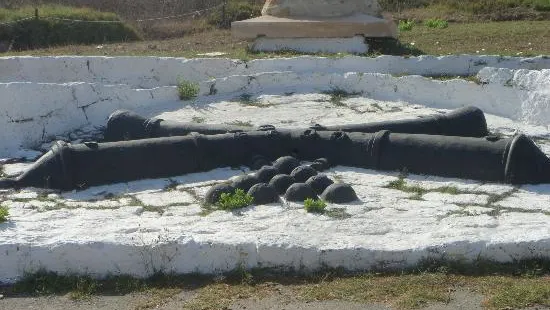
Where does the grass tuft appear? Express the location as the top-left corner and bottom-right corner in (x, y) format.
(304, 198), (326, 214)
(0, 206), (9, 223)
(424, 18), (449, 28)
(322, 88), (362, 107)
(217, 188), (253, 210)
(399, 19), (415, 31)
(176, 77), (199, 101)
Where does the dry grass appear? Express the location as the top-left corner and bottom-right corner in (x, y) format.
(398, 20), (550, 56)
(3, 20), (549, 58)
(183, 273), (550, 310)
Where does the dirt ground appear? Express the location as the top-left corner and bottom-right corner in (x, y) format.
(1, 287), (548, 310)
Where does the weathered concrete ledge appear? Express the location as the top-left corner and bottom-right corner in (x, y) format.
(232, 14), (397, 39)
(1, 55), (549, 88)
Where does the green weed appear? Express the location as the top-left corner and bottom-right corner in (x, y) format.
(0, 206), (8, 223)
(399, 19), (415, 31)
(176, 77), (199, 101)
(217, 189), (253, 210)
(425, 18), (449, 29)
(304, 198), (327, 214)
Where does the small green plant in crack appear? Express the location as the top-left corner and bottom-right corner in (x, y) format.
(217, 189), (254, 210)
(386, 178), (428, 197)
(237, 93), (261, 106)
(191, 116), (206, 123)
(304, 198), (327, 214)
(176, 77), (199, 101)
(386, 175), (464, 200)
(142, 205), (166, 215)
(322, 88), (362, 107)
(0, 206), (9, 223)
(226, 120), (253, 127)
(325, 207), (352, 219)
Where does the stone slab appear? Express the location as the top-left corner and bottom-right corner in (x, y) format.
(261, 0), (381, 18)
(231, 14), (397, 39)
(249, 36), (369, 54)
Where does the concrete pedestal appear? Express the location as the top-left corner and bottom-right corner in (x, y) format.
(232, 14), (397, 39)
(250, 35), (369, 54)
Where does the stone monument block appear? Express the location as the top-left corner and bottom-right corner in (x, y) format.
(231, 0), (397, 53)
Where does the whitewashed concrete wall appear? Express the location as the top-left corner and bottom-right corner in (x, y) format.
(0, 67), (548, 157)
(1, 55), (549, 88)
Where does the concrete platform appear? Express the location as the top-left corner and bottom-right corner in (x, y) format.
(231, 14), (397, 39)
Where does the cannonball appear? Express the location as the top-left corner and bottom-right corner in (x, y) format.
(305, 174), (334, 194)
(232, 174), (259, 192)
(320, 183), (358, 203)
(284, 183), (317, 202)
(273, 156), (300, 174)
(248, 183), (279, 205)
(255, 166), (279, 183)
(313, 158), (330, 171)
(290, 165), (318, 182)
(250, 156), (270, 170)
(269, 174), (296, 194)
(204, 183), (235, 205)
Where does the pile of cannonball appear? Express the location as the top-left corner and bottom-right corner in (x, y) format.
(205, 156), (358, 206)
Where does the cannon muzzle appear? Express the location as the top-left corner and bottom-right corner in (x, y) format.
(2, 129), (549, 191)
(104, 106), (488, 141)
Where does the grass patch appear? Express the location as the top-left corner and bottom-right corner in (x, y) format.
(0, 5), (140, 51)
(398, 21), (550, 56)
(176, 77), (199, 101)
(225, 120), (253, 127)
(217, 188), (253, 210)
(236, 93), (261, 106)
(385, 177), (464, 200)
(191, 116), (205, 123)
(0, 206), (9, 223)
(424, 18), (449, 28)
(398, 19), (415, 31)
(322, 88), (362, 107)
(304, 198), (326, 214)
(4, 20), (549, 58)
(5, 258), (550, 309)
(325, 207), (353, 219)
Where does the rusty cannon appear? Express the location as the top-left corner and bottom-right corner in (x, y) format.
(1, 128), (549, 191)
(103, 106), (489, 141)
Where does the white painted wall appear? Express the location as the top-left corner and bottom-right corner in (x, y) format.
(0, 67), (549, 157)
(1, 55), (549, 88)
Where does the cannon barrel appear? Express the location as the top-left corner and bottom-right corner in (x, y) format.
(1, 129), (549, 191)
(104, 106), (488, 141)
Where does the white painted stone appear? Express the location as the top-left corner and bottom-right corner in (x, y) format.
(423, 193), (490, 205)
(496, 190), (550, 213)
(6, 190), (39, 200)
(1, 163), (33, 177)
(134, 191), (196, 207)
(250, 36), (369, 54)
(2, 56), (550, 88)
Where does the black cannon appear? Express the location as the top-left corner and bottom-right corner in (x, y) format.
(1, 129), (549, 191)
(104, 106), (489, 141)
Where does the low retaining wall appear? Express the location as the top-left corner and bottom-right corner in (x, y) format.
(1, 66), (549, 157)
(1, 55), (549, 88)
